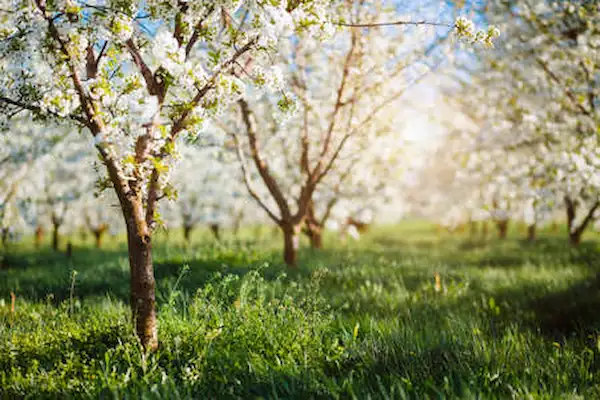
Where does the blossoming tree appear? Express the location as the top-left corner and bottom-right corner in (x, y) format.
(446, 0), (600, 245)
(0, 0), (333, 349)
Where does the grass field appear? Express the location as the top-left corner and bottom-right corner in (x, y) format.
(2, 223), (600, 399)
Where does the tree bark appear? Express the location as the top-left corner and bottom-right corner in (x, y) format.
(481, 221), (489, 238)
(527, 224), (536, 242)
(126, 221), (158, 351)
(282, 223), (300, 267)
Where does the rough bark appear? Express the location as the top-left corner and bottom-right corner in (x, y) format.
(126, 219), (158, 351)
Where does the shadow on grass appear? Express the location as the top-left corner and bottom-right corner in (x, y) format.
(484, 273), (600, 341)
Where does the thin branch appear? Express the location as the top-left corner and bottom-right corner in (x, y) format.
(170, 37), (257, 138)
(337, 20), (453, 28)
(228, 129), (282, 224)
(238, 98), (290, 220)
(185, 5), (216, 57)
(0, 96), (88, 126)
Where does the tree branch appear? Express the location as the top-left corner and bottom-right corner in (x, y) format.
(337, 20), (452, 28)
(228, 129), (282, 224)
(238, 98), (291, 220)
(0, 96), (88, 126)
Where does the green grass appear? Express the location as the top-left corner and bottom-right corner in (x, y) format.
(2, 223), (600, 399)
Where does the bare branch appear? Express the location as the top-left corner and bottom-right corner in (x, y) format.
(238, 98), (291, 220)
(227, 128), (282, 224)
(0, 96), (88, 126)
(337, 20), (453, 28)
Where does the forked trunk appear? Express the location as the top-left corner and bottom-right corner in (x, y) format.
(126, 222), (158, 351)
(282, 223), (300, 267)
(527, 224), (536, 242)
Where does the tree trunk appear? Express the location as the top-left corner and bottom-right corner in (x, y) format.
(304, 222), (323, 249)
(66, 242), (73, 258)
(93, 230), (102, 248)
(210, 223), (221, 241)
(1, 228), (8, 247)
(469, 220), (478, 237)
(232, 212), (243, 236)
(566, 197), (576, 236)
(183, 225), (192, 243)
(566, 197), (580, 246)
(126, 222), (158, 351)
(309, 228), (323, 249)
(569, 231), (582, 246)
(564, 197), (599, 247)
(35, 225), (44, 249)
(52, 223), (60, 251)
(527, 224), (536, 242)
(282, 223), (300, 267)
(481, 221), (489, 238)
(496, 219), (509, 239)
